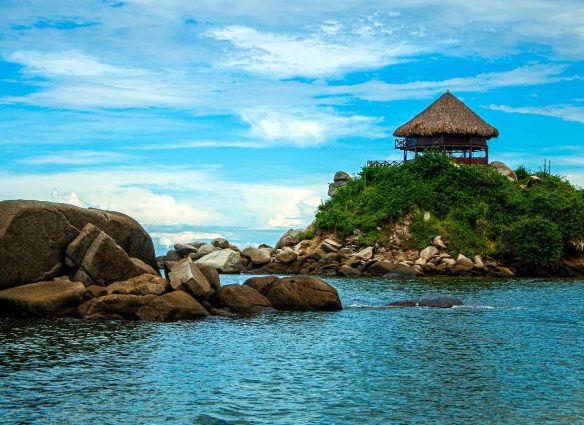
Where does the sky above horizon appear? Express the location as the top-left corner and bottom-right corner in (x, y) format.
(1, 0), (583, 251)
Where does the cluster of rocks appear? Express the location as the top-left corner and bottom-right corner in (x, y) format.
(159, 229), (516, 279)
(0, 200), (342, 320)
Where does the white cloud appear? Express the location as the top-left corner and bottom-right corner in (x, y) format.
(334, 65), (569, 101)
(8, 50), (145, 77)
(18, 150), (126, 165)
(207, 25), (421, 77)
(0, 166), (327, 229)
(240, 109), (385, 146)
(486, 103), (584, 124)
(150, 231), (223, 249)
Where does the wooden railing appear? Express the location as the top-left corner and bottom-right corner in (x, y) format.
(367, 160), (403, 167)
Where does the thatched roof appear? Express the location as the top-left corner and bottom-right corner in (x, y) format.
(393, 92), (499, 138)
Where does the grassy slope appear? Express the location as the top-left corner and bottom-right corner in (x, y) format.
(315, 153), (584, 269)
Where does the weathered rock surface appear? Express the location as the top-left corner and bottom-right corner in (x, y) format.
(246, 248), (272, 266)
(384, 265), (417, 279)
(213, 284), (272, 314)
(174, 243), (198, 256)
(275, 229), (304, 249)
(328, 171), (352, 197)
(78, 294), (157, 319)
(388, 295), (463, 308)
(0, 200), (156, 289)
(212, 237), (230, 249)
(243, 276), (280, 294)
(105, 274), (167, 296)
(275, 248), (297, 264)
(198, 265), (221, 291)
(136, 291), (209, 321)
(69, 224), (143, 286)
(168, 260), (213, 300)
(0, 279), (86, 317)
(264, 276), (342, 311)
(195, 249), (242, 274)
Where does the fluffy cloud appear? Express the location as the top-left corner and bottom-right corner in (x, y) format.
(0, 166), (327, 229)
(240, 109), (385, 146)
(486, 103), (584, 124)
(207, 25), (420, 77)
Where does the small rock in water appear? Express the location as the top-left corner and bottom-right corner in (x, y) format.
(388, 294), (463, 308)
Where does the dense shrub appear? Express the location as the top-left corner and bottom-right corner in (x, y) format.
(315, 152), (584, 267)
(508, 217), (563, 267)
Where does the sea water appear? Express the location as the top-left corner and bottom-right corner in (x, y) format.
(1, 276), (584, 424)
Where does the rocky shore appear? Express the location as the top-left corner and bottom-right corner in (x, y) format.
(0, 200), (342, 321)
(160, 228), (518, 279)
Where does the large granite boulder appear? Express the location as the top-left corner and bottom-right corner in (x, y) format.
(68, 224), (143, 286)
(275, 248), (297, 264)
(0, 279), (86, 317)
(136, 291), (209, 321)
(195, 249), (242, 274)
(0, 200), (156, 289)
(388, 294), (463, 308)
(264, 276), (342, 311)
(213, 284), (272, 314)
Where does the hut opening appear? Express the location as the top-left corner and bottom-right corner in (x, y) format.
(393, 91), (499, 165)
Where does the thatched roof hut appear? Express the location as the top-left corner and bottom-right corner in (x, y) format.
(392, 92), (498, 165)
(393, 91), (499, 138)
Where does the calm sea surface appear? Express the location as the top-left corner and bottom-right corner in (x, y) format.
(1, 276), (584, 424)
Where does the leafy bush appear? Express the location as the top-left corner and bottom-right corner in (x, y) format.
(508, 217), (563, 267)
(315, 152), (584, 268)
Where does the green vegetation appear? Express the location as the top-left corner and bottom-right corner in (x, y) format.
(297, 228), (316, 242)
(315, 152), (584, 268)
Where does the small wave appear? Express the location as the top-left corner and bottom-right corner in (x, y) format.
(453, 304), (494, 310)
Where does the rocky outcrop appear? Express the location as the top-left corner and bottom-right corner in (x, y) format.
(0, 200), (156, 289)
(264, 276), (342, 311)
(328, 171), (352, 197)
(388, 295), (463, 308)
(0, 278), (86, 317)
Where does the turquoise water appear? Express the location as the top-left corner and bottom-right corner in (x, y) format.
(1, 276), (584, 424)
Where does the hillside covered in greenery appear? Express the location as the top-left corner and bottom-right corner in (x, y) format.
(315, 153), (584, 270)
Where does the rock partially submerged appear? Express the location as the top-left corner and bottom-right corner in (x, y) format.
(388, 295), (463, 309)
(0, 278), (86, 317)
(264, 276), (342, 311)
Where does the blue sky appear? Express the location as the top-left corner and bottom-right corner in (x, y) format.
(1, 0), (583, 252)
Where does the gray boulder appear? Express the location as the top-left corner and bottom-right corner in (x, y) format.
(195, 249), (242, 274)
(0, 200), (156, 289)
